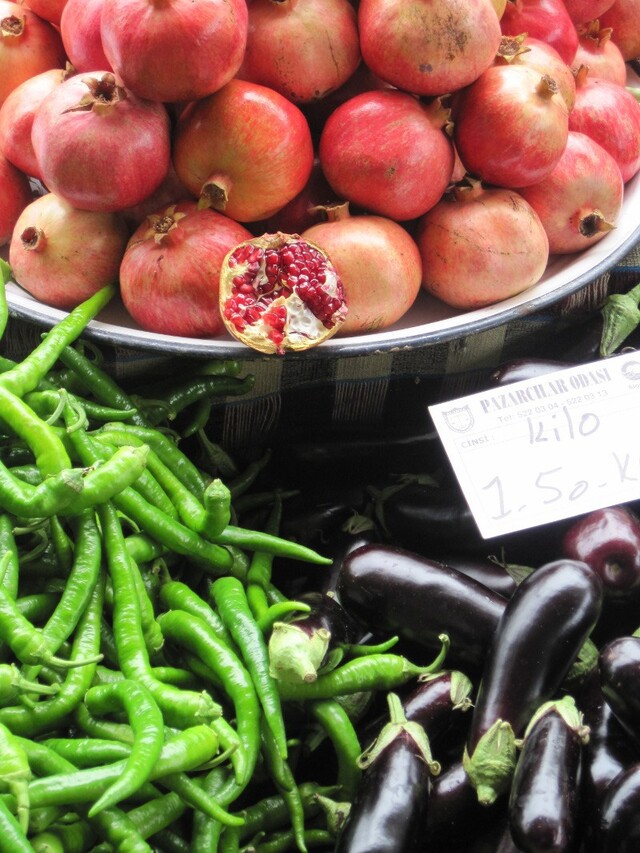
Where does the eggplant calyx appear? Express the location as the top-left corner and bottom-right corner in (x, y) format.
(523, 695), (590, 743)
(599, 281), (640, 357)
(268, 622), (331, 684)
(463, 719), (519, 806)
(562, 636), (600, 693)
(357, 692), (441, 776)
(313, 794), (351, 837)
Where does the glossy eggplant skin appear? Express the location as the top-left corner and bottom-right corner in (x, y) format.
(594, 763), (640, 852)
(436, 553), (519, 599)
(334, 733), (431, 853)
(288, 591), (358, 645)
(467, 560), (603, 753)
(508, 708), (583, 852)
(561, 506), (640, 598)
(425, 760), (504, 846)
(598, 635), (640, 746)
(579, 671), (640, 852)
(338, 543), (508, 669)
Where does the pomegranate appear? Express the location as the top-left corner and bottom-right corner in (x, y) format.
(119, 201), (252, 338)
(572, 19), (627, 86)
(120, 161), (194, 232)
(0, 64), (73, 180)
(31, 71), (171, 212)
(569, 67), (640, 183)
(357, 0), (502, 97)
(302, 202), (423, 335)
(562, 0), (615, 24)
(100, 0), (249, 104)
(453, 63), (570, 188)
(60, 0), (112, 73)
(219, 232), (348, 354)
(416, 179), (550, 309)
(237, 0), (361, 104)
(8, 191), (129, 308)
(21, 0), (67, 25)
(599, 0), (640, 61)
(0, 1), (67, 107)
(500, 0), (580, 65)
(0, 153), (33, 245)
(173, 79), (315, 224)
(518, 131), (624, 254)
(494, 34), (577, 110)
(318, 90), (455, 221)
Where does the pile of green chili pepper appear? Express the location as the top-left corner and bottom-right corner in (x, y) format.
(0, 263), (449, 852)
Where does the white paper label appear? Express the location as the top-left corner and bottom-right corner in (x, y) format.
(428, 353), (640, 539)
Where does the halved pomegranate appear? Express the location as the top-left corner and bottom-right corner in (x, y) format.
(219, 233), (348, 355)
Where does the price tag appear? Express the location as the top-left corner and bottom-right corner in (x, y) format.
(428, 352), (640, 539)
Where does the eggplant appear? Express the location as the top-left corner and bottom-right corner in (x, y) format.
(598, 634), (640, 746)
(338, 543), (508, 670)
(463, 559), (603, 806)
(425, 760), (506, 847)
(334, 692), (439, 853)
(508, 696), (588, 853)
(579, 671), (640, 852)
(436, 553), (521, 599)
(268, 591), (359, 684)
(562, 505), (640, 598)
(594, 763), (640, 852)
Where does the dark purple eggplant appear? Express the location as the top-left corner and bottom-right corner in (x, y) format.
(561, 505), (640, 598)
(359, 669), (474, 750)
(488, 358), (576, 387)
(508, 696), (588, 853)
(598, 634), (640, 746)
(579, 671), (640, 852)
(376, 478), (569, 566)
(335, 692), (439, 853)
(464, 559), (603, 806)
(594, 763), (640, 852)
(436, 553), (522, 599)
(425, 759), (506, 847)
(338, 543), (508, 669)
(268, 591), (358, 684)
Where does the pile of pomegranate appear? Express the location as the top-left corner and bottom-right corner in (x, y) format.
(1, 0), (639, 353)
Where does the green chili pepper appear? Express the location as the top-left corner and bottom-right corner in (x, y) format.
(0, 285), (115, 399)
(158, 580), (232, 647)
(0, 261), (10, 341)
(0, 662), (58, 705)
(212, 576), (289, 761)
(83, 679), (165, 816)
(157, 608), (261, 789)
(0, 722), (30, 833)
(277, 642), (450, 702)
(0, 798), (32, 853)
(212, 525), (332, 566)
(0, 461), (84, 519)
(0, 571), (105, 737)
(307, 699), (362, 800)
(98, 501), (221, 728)
(247, 493), (283, 622)
(253, 828), (333, 853)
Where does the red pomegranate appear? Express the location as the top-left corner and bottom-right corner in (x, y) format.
(31, 71), (172, 212)
(302, 202), (423, 335)
(119, 201), (253, 338)
(570, 67), (640, 183)
(453, 63), (570, 188)
(518, 131), (624, 255)
(8, 191), (130, 308)
(494, 34), (577, 110)
(172, 79), (315, 224)
(357, 0), (502, 97)
(60, 0), (112, 73)
(219, 232), (348, 354)
(20, 0), (68, 26)
(237, 0), (361, 104)
(100, 0), (249, 104)
(572, 19), (627, 86)
(499, 0), (580, 65)
(599, 0), (640, 61)
(0, 1), (67, 107)
(562, 0), (615, 24)
(416, 179), (550, 309)
(319, 90), (455, 221)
